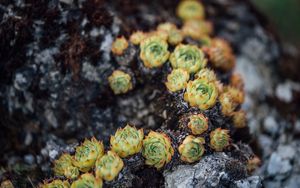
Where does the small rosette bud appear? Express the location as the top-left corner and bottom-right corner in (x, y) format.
(41, 180), (70, 188)
(210, 128), (230, 151)
(110, 124), (144, 158)
(184, 77), (218, 110)
(111, 36), (129, 56)
(95, 151), (124, 181)
(178, 135), (205, 163)
(53, 154), (79, 179)
(165, 69), (190, 92)
(108, 70), (133, 95)
(188, 114), (208, 135)
(195, 68), (217, 82)
(142, 131), (174, 169)
(72, 137), (104, 172)
(157, 22), (183, 45)
(140, 36), (170, 68)
(232, 110), (247, 128)
(170, 44), (207, 74)
(182, 20), (213, 40)
(230, 73), (244, 90)
(177, 0), (205, 21)
(130, 31), (146, 45)
(223, 86), (245, 105)
(1, 180), (14, 188)
(207, 38), (235, 71)
(219, 92), (237, 116)
(71, 173), (103, 188)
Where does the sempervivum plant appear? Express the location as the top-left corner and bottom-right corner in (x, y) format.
(177, 0), (205, 21)
(111, 36), (129, 56)
(178, 135), (205, 163)
(182, 20), (213, 40)
(232, 110), (247, 129)
(184, 77), (219, 110)
(41, 180), (70, 188)
(142, 131), (174, 169)
(210, 128), (230, 151)
(206, 38), (236, 71)
(165, 69), (190, 92)
(95, 151), (124, 181)
(72, 138), (104, 172)
(140, 36), (170, 68)
(53, 154), (79, 179)
(188, 114), (209, 135)
(170, 44), (207, 74)
(71, 173), (103, 188)
(110, 125), (144, 158)
(108, 70), (133, 95)
(130, 31), (146, 45)
(157, 22), (183, 45)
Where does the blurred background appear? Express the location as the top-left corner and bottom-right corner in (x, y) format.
(252, 0), (300, 48)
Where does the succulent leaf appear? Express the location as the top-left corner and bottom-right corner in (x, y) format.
(188, 114), (208, 135)
(72, 137), (104, 172)
(140, 36), (170, 68)
(142, 131), (174, 169)
(95, 151), (124, 181)
(41, 180), (70, 188)
(108, 70), (133, 95)
(178, 135), (205, 163)
(210, 128), (230, 151)
(110, 124), (144, 158)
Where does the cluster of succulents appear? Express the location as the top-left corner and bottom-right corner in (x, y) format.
(41, 0), (249, 187)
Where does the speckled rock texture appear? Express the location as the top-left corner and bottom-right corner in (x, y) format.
(1, 0), (299, 187)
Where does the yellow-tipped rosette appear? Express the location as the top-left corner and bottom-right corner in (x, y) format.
(71, 173), (103, 188)
(157, 22), (177, 32)
(219, 92), (237, 116)
(140, 36), (170, 68)
(53, 154), (79, 179)
(182, 20), (212, 40)
(195, 68), (217, 82)
(110, 124), (144, 158)
(207, 38), (235, 71)
(41, 180), (70, 188)
(177, 0), (205, 21)
(184, 77), (218, 110)
(130, 31), (146, 45)
(157, 22), (183, 45)
(108, 70), (133, 95)
(142, 131), (174, 169)
(170, 44), (207, 74)
(178, 135), (205, 163)
(72, 137), (104, 172)
(188, 114), (208, 135)
(230, 73), (244, 90)
(95, 151), (124, 181)
(232, 110), (247, 128)
(210, 128), (230, 151)
(165, 69), (190, 92)
(111, 36), (129, 56)
(223, 86), (245, 105)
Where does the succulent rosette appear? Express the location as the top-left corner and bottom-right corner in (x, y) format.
(219, 92), (237, 116)
(178, 135), (205, 163)
(53, 154), (79, 179)
(195, 68), (217, 82)
(108, 70), (133, 95)
(188, 114), (208, 135)
(170, 44), (207, 74)
(130, 31), (146, 45)
(177, 0), (205, 21)
(165, 69), (190, 92)
(207, 38), (235, 71)
(41, 180), (70, 188)
(157, 22), (183, 45)
(142, 131), (174, 169)
(110, 124), (144, 158)
(232, 110), (247, 128)
(184, 77), (218, 110)
(111, 36), (128, 55)
(95, 151), (124, 181)
(70, 173), (103, 188)
(223, 86), (245, 105)
(140, 36), (170, 68)
(210, 128), (230, 151)
(182, 20), (213, 40)
(72, 137), (104, 172)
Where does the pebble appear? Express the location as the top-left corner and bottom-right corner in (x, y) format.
(267, 153), (292, 179)
(263, 116), (279, 135)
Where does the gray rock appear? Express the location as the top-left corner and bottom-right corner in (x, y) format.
(276, 145), (295, 160)
(267, 153), (292, 179)
(164, 153), (247, 188)
(263, 116), (279, 135)
(285, 175), (300, 188)
(234, 176), (262, 188)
